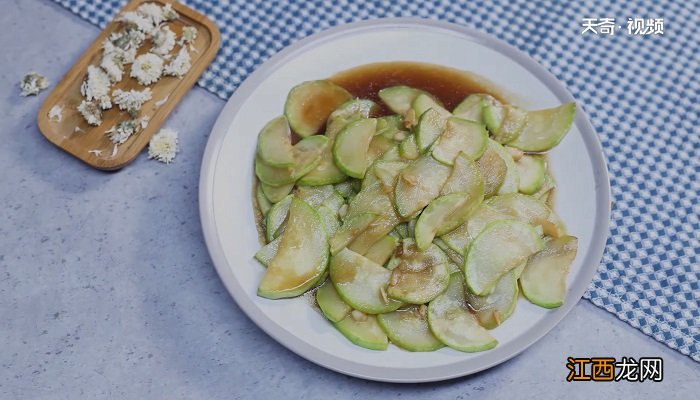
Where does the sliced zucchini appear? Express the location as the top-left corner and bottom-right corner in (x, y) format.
(284, 80), (352, 137)
(255, 135), (328, 187)
(415, 108), (447, 152)
(399, 134), (420, 160)
(433, 237), (464, 266)
(452, 93), (487, 123)
(316, 279), (351, 323)
(265, 194), (293, 242)
(516, 155), (546, 195)
(486, 193), (565, 237)
(295, 185), (335, 208)
(465, 220), (544, 295)
(482, 98), (528, 144)
(512, 261), (527, 279)
(373, 160), (408, 191)
(364, 235), (399, 266)
(333, 118), (377, 178)
(414, 192), (481, 251)
(329, 212), (378, 255)
(321, 190), (345, 214)
(475, 142), (507, 197)
(441, 153), (484, 196)
(406, 218), (417, 238)
(386, 239), (450, 304)
(318, 205), (341, 237)
(261, 182), (294, 203)
(256, 115), (294, 167)
(533, 171), (556, 202)
(466, 203), (514, 240)
(367, 134), (396, 164)
(334, 180), (358, 199)
(258, 197), (329, 299)
(439, 221), (471, 255)
(412, 93), (450, 120)
(375, 115), (407, 139)
(507, 103), (576, 152)
(330, 248), (402, 314)
(427, 273), (497, 352)
(521, 235), (578, 308)
(378, 86), (429, 115)
(394, 155), (452, 219)
(377, 306), (444, 352)
(432, 117), (488, 165)
(256, 183), (272, 215)
(326, 99), (378, 139)
(334, 313), (388, 350)
(297, 149), (347, 186)
(394, 223), (409, 239)
(465, 272), (518, 329)
(346, 181), (394, 221)
(347, 213), (400, 255)
(254, 236), (280, 267)
(488, 140), (519, 195)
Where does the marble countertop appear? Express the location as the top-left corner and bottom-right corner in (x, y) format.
(1, 1), (697, 399)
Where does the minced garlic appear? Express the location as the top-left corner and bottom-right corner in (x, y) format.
(81, 65), (112, 109)
(164, 47), (191, 77)
(112, 88), (152, 116)
(48, 105), (63, 122)
(130, 53), (163, 85)
(148, 128), (179, 163)
(20, 72), (49, 96)
(77, 100), (102, 126)
(151, 26), (176, 55)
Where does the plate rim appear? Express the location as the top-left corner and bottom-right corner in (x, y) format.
(199, 17), (611, 383)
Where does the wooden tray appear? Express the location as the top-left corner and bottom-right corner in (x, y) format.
(38, 0), (220, 170)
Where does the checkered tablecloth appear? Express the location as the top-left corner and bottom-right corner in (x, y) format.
(52, 0), (699, 361)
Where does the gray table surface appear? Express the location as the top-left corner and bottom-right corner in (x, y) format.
(1, 1), (697, 399)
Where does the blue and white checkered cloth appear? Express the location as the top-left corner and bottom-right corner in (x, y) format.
(52, 0), (699, 361)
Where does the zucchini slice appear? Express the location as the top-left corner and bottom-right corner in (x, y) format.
(347, 213), (400, 255)
(486, 193), (565, 237)
(345, 181), (395, 222)
(432, 117), (488, 165)
(507, 103), (576, 152)
(465, 220), (544, 296)
(258, 197), (329, 299)
(520, 235), (578, 308)
(297, 149), (347, 186)
(399, 134), (420, 160)
(318, 205), (341, 237)
(452, 93), (487, 123)
(375, 115), (407, 139)
(412, 93), (450, 120)
(488, 140), (519, 195)
(441, 153), (484, 196)
(482, 98), (528, 144)
(265, 194), (293, 242)
(386, 239), (450, 304)
(326, 99), (378, 139)
(415, 108), (447, 152)
(333, 118), (378, 178)
(378, 86), (429, 115)
(254, 236), (281, 267)
(330, 248), (402, 314)
(256, 116), (294, 167)
(284, 80), (352, 137)
(364, 235), (399, 266)
(256, 183), (272, 216)
(516, 155), (546, 195)
(321, 190), (345, 214)
(261, 182), (294, 203)
(439, 221), (471, 255)
(465, 272), (518, 329)
(394, 155), (452, 219)
(475, 142), (507, 197)
(329, 212), (378, 255)
(334, 180), (358, 200)
(367, 134), (396, 164)
(373, 160), (409, 192)
(316, 279), (351, 323)
(334, 313), (388, 350)
(414, 191), (482, 250)
(295, 185), (335, 208)
(255, 135), (328, 187)
(377, 306), (444, 352)
(427, 273), (497, 352)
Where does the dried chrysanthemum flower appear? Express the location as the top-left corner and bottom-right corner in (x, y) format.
(148, 128), (179, 163)
(130, 53), (163, 85)
(164, 46), (191, 77)
(77, 100), (102, 126)
(112, 88), (152, 116)
(117, 11), (157, 35)
(151, 25), (176, 55)
(20, 72), (49, 96)
(106, 119), (139, 144)
(48, 105), (63, 122)
(136, 3), (166, 25)
(162, 3), (178, 21)
(180, 26), (198, 45)
(81, 65), (112, 109)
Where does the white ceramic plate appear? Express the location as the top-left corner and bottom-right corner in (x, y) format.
(199, 19), (610, 383)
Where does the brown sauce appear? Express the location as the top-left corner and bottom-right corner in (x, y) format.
(330, 62), (506, 115)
